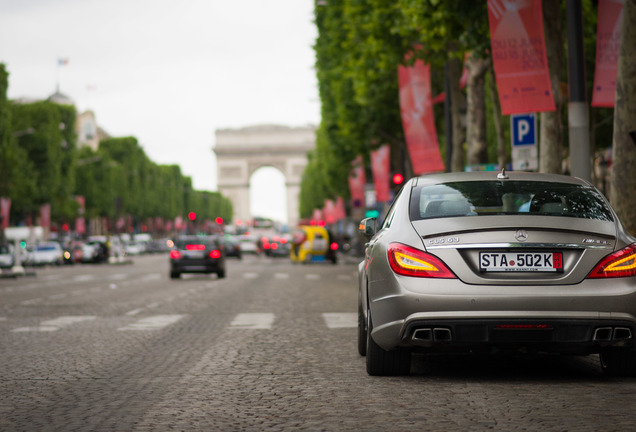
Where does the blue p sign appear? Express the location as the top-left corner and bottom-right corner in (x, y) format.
(511, 113), (537, 146)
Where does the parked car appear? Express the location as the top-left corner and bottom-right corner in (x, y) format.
(237, 235), (259, 254)
(169, 235), (226, 279)
(358, 170), (636, 376)
(222, 235), (242, 259)
(81, 240), (108, 263)
(0, 243), (14, 269)
(27, 242), (64, 266)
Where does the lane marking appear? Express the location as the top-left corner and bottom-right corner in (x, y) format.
(274, 273), (289, 279)
(11, 315), (97, 332)
(230, 313), (275, 329)
(322, 313), (357, 328)
(141, 273), (161, 281)
(305, 274), (320, 280)
(118, 314), (185, 331)
(125, 308), (144, 316)
(337, 274), (353, 280)
(243, 273), (258, 279)
(73, 274), (95, 282)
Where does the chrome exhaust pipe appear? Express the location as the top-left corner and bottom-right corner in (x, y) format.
(613, 327), (633, 341)
(433, 328), (452, 342)
(593, 327), (613, 341)
(412, 328), (433, 341)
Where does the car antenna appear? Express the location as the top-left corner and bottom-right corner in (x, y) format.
(497, 168), (509, 179)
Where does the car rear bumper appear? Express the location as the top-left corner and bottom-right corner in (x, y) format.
(368, 277), (636, 353)
(171, 260), (222, 274)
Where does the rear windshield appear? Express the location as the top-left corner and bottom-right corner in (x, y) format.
(175, 238), (217, 249)
(410, 181), (613, 222)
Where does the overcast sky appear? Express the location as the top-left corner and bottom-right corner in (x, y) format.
(0, 0), (321, 223)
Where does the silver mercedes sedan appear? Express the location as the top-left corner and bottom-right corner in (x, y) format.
(358, 170), (636, 376)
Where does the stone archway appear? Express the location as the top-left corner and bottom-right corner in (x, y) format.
(214, 125), (316, 229)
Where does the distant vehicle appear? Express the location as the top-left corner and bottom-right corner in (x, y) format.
(27, 242), (64, 266)
(222, 236), (242, 259)
(262, 234), (291, 258)
(359, 170), (636, 376)
(125, 241), (144, 255)
(169, 235), (226, 279)
(290, 226), (337, 264)
(237, 235), (259, 254)
(0, 243), (14, 269)
(81, 240), (108, 263)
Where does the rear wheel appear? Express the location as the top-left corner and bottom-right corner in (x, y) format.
(600, 349), (636, 376)
(365, 312), (411, 376)
(170, 271), (180, 279)
(357, 301), (367, 356)
(217, 269), (226, 279)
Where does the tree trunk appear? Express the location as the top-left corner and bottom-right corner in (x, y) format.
(448, 55), (465, 172)
(465, 56), (490, 166)
(610, 0), (636, 232)
(540, 0), (564, 174)
(487, 60), (507, 170)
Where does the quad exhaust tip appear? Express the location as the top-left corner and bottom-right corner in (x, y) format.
(593, 326), (632, 342)
(412, 327), (452, 342)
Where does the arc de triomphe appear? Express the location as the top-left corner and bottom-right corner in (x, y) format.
(214, 125), (316, 229)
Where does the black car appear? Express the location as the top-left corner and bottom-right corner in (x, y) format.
(169, 235), (226, 279)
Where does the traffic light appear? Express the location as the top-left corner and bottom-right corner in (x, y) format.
(188, 212), (196, 221)
(392, 173), (404, 186)
(215, 217), (223, 225)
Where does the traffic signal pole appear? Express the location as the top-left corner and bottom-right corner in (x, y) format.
(566, 0), (591, 181)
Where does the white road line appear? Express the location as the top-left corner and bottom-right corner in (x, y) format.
(11, 315), (97, 332)
(305, 274), (320, 280)
(73, 274), (95, 282)
(337, 274), (353, 280)
(322, 313), (357, 328)
(118, 314), (185, 331)
(109, 273), (127, 280)
(274, 273), (289, 279)
(243, 273), (259, 279)
(230, 313), (275, 329)
(125, 308), (144, 316)
(141, 273), (162, 281)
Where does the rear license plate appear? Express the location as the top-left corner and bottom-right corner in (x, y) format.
(479, 252), (563, 272)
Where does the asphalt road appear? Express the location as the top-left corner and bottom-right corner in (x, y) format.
(1, 253), (635, 431)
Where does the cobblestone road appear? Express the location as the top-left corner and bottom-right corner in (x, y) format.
(1, 254), (635, 431)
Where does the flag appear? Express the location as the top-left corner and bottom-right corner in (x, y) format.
(348, 156), (366, 208)
(487, 0), (555, 114)
(0, 197), (10, 229)
(371, 145), (391, 203)
(398, 59), (445, 174)
(592, 0), (624, 107)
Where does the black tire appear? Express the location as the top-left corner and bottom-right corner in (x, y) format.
(600, 349), (636, 377)
(217, 269), (226, 279)
(365, 312), (411, 376)
(170, 271), (180, 279)
(358, 300), (367, 356)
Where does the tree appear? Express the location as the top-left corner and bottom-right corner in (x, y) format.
(609, 0), (636, 232)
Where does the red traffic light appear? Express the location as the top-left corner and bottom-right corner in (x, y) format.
(392, 173), (404, 185)
(188, 212), (197, 221)
(215, 217), (223, 225)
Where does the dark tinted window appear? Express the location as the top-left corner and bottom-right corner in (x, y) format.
(410, 181), (613, 222)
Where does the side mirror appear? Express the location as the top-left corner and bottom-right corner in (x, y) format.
(359, 217), (377, 238)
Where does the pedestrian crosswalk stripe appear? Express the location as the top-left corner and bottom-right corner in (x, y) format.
(118, 314), (185, 331)
(11, 315), (96, 332)
(230, 313), (275, 329)
(322, 313), (357, 328)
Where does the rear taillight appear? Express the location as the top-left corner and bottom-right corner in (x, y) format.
(587, 243), (636, 278)
(186, 244), (205, 250)
(170, 250), (181, 259)
(387, 243), (456, 278)
(209, 250), (221, 259)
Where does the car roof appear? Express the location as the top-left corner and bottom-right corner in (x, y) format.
(412, 171), (591, 187)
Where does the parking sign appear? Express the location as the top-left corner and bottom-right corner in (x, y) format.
(511, 113), (538, 170)
(511, 113), (537, 146)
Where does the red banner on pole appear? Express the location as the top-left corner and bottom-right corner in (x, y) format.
(348, 156), (366, 208)
(40, 204), (51, 229)
(398, 60), (445, 175)
(0, 197), (10, 229)
(592, 0), (624, 107)
(371, 145), (391, 203)
(324, 199), (336, 225)
(487, 0), (555, 114)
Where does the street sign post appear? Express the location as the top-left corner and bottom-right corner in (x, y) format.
(511, 113), (538, 171)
